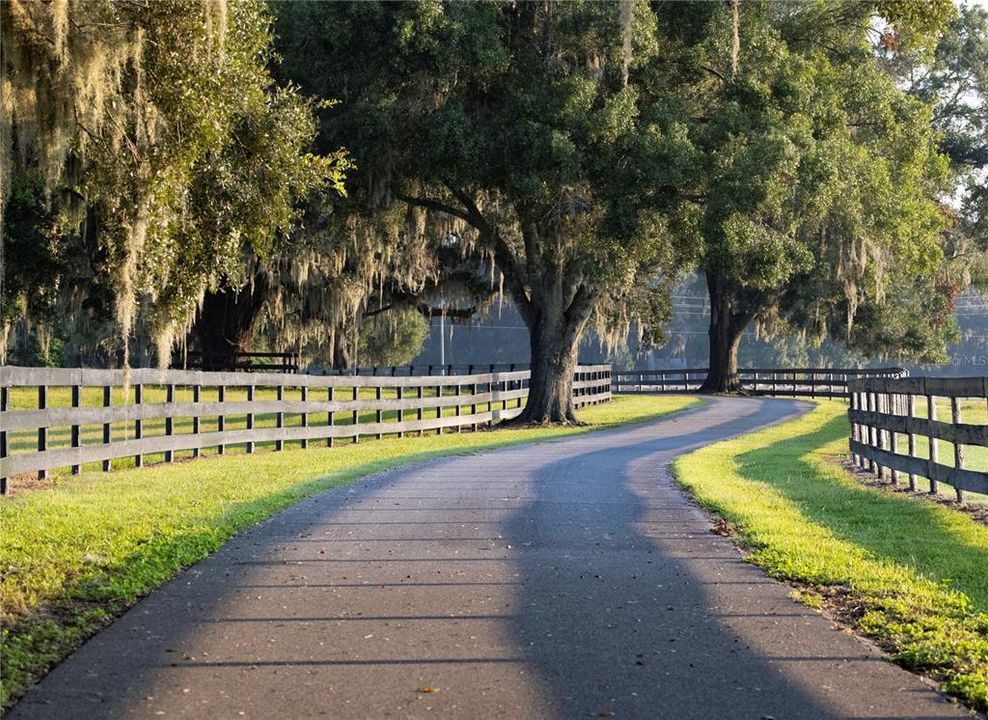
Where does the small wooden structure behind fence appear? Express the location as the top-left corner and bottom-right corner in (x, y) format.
(612, 367), (906, 399)
(848, 376), (988, 501)
(0, 364), (611, 494)
(179, 351), (301, 373)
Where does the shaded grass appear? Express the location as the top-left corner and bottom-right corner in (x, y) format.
(0, 394), (701, 709)
(673, 401), (988, 713)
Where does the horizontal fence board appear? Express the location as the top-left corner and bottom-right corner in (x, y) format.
(0, 366), (535, 390)
(850, 376), (988, 398)
(2, 389), (534, 432)
(848, 409), (988, 448)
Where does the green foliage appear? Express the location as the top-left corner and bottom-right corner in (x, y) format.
(358, 308), (429, 367)
(0, 394), (700, 708)
(674, 401), (988, 713)
(655, 1), (954, 372)
(900, 4), (988, 293)
(1, 0), (347, 363)
(275, 1), (697, 419)
(1, 174), (69, 328)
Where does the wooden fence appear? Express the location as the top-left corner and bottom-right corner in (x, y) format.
(848, 376), (988, 501)
(321, 363), (531, 377)
(612, 367), (906, 399)
(179, 351), (301, 373)
(0, 364), (611, 494)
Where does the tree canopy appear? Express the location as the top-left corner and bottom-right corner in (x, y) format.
(641, 0), (957, 390)
(276, 0), (698, 420)
(2, 0), (347, 365)
(1, 0), (978, 416)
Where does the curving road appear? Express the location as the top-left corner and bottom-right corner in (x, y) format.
(10, 398), (970, 719)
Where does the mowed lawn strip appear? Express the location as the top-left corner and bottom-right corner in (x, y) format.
(673, 400), (988, 714)
(0, 394), (701, 709)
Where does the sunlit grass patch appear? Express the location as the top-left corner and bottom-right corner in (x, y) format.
(673, 400), (988, 713)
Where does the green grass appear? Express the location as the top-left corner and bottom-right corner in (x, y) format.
(0, 394), (701, 709)
(673, 401), (988, 713)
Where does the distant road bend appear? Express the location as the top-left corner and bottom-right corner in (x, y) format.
(10, 398), (968, 719)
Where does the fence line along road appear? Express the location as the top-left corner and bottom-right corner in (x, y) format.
(0, 364), (612, 494)
(612, 367), (906, 399)
(848, 375), (988, 502)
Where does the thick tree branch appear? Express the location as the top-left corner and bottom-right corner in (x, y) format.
(396, 192), (473, 224)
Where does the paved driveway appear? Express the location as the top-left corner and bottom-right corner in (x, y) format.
(9, 398), (969, 719)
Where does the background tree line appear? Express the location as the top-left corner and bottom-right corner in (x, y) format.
(3, 0), (986, 421)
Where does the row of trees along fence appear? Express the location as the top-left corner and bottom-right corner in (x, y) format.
(848, 376), (988, 503)
(0, 365), (612, 494)
(612, 368), (907, 399)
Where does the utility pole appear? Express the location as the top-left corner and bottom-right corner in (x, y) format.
(439, 292), (446, 375)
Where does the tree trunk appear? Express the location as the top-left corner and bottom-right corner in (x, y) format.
(507, 275), (595, 425)
(515, 315), (583, 424)
(699, 272), (749, 394)
(191, 275), (269, 371)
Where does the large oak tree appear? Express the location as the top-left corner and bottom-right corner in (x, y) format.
(276, 0), (695, 422)
(650, 1), (955, 391)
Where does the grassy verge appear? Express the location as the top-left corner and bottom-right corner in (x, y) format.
(0, 394), (701, 709)
(673, 400), (988, 713)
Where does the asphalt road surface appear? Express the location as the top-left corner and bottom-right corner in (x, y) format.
(9, 398), (971, 719)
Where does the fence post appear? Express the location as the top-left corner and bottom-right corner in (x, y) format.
(906, 393), (917, 491)
(130, 384), (144, 469)
(487, 375), (494, 427)
(352, 385), (360, 444)
(0, 386), (7, 494)
(398, 385), (405, 438)
(888, 392), (899, 486)
(246, 385), (255, 454)
(274, 385), (285, 451)
(191, 385), (201, 459)
(375, 386), (383, 440)
(102, 385), (112, 472)
(927, 394), (940, 495)
(436, 384), (445, 435)
(327, 386), (334, 448)
(300, 385), (309, 449)
(849, 389), (859, 467)
(72, 384), (83, 473)
(417, 385), (424, 436)
(951, 397), (965, 503)
(456, 383), (462, 432)
(37, 384), (47, 480)
(868, 391), (879, 476)
(164, 384), (175, 463)
(217, 386), (226, 455)
(470, 380), (478, 432)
